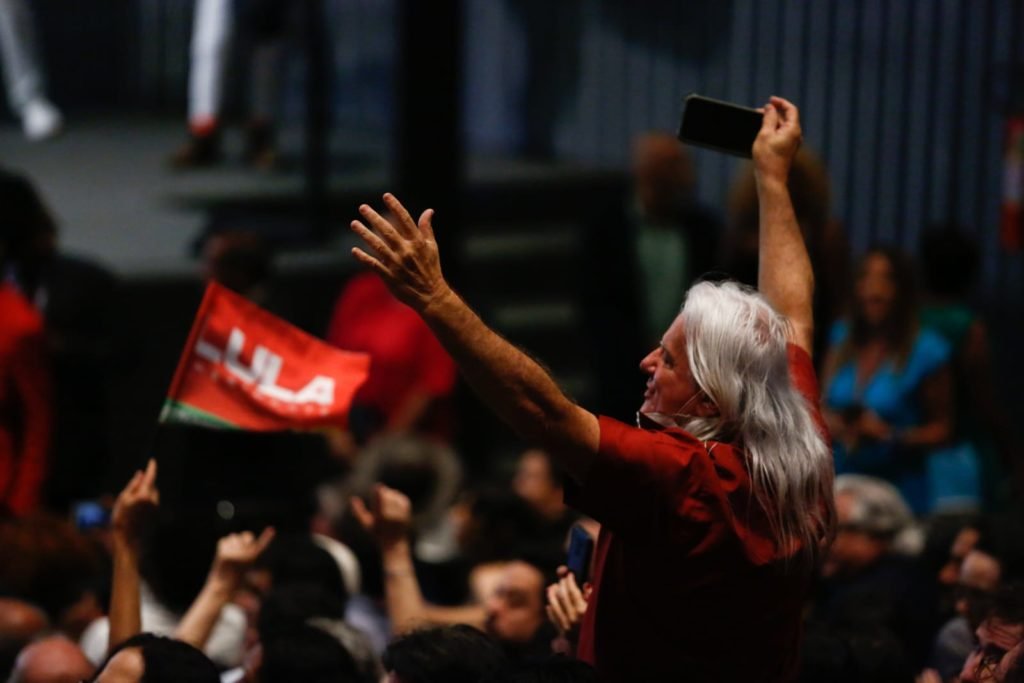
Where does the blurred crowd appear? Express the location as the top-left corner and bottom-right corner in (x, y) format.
(2, 72), (1024, 683)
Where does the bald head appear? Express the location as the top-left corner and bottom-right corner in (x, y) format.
(10, 636), (94, 683)
(0, 600), (48, 642)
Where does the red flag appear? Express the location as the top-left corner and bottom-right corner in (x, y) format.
(160, 282), (370, 430)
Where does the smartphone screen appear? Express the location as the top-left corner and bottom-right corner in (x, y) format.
(566, 524), (595, 584)
(72, 500), (111, 532)
(677, 94), (763, 158)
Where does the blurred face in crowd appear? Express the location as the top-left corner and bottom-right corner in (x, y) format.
(513, 450), (564, 522)
(484, 561), (545, 645)
(960, 618), (1024, 682)
(855, 252), (898, 328)
(632, 134), (693, 221)
(92, 647), (144, 683)
(639, 316), (706, 420)
(822, 491), (889, 578)
(958, 550), (1003, 629)
(940, 526), (981, 586)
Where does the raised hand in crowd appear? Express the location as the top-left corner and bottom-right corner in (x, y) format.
(546, 565), (591, 654)
(176, 527), (275, 651)
(352, 484), (486, 634)
(109, 458), (159, 652)
(351, 482), (413, 550)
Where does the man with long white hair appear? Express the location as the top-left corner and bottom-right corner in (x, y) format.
(349, 96), (834, 682)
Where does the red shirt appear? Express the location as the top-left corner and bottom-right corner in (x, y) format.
(567, 345), (824, 682)
(326, 273), (456, 430)
(0, 285), (51, 515)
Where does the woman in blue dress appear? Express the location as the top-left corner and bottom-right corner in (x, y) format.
(822, 247), (975, 515)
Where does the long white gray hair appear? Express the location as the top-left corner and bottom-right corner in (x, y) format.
(676, 280), (835, 566)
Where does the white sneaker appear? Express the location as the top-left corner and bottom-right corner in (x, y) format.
(21, 98), (63, 141)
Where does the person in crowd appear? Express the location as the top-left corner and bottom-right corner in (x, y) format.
(814, 475), (936, 668)
(381, 624), (508, 683)
(919, 225), (1020, 508)
(8, 635), (94, 683)
(930, 518), (1024, 681)
(822, 246), (967, 514)
(258, 623), (365, 683)
(0, 515), (104, 640)
(0, 0), (61, 140)
(326, 272), (458, 451)
(959, 582), (1024, 683)
(170, 0), (294, 169)
(797, 621), (916, 683)
(583, 132), (721, 422)
(723, 146), (850, 365)
(512, 449), (577, 549)
(1, 168), (120, 512)
(353, 484), (556, 660)
(80, 465), (247, 669)
(0, 279), (49, 517)
(0, 599), (48, 678)
(348, 97), (835, 680)
(85, 633), (218, 683)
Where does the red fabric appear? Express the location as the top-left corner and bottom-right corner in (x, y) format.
(0, 285), (51, 515)
(162, 282), (370, 430)
(326, 273), (456, 427)
(567, 344), (825, 682)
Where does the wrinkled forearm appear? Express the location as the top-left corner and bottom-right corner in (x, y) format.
(756, 176), (815, 353)
(420, 287), (597, 481)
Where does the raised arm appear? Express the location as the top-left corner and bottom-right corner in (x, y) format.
(108, 458), (159, 652)
(350, 195), (599, 482)
(175, 527), (275, 650)
(754, 96), (814, 356)
(351, 485), (485, 634)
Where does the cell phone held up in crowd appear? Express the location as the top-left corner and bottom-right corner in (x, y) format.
(566, 524), (595, 585)
(677, 93), (763, 159)
(71, 500), (111, 532)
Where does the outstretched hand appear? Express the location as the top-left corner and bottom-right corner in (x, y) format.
(111, 458), (159, 552)
(350, 193), (449, 313)
(753, 96), (802, 182)
(351, 483), (413, 549)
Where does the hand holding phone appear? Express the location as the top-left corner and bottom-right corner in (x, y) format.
(677, 93), (763, 158)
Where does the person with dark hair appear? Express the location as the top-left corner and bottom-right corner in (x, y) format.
(86, 633), (219, 683)
(823, 246), (964, 514)
(0, 167), (119, 513)
(919, 224), (1019, 510)
(0, 179), (50, 513)
(349, 98), (835, 681)
(353, 485), (555, 660)
(259, 624), (365, 683)
(960, 582), (1024, 682)
(382, 624), (507, 683)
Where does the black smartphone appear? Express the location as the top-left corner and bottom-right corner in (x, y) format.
(566, 524), (595, 584)
(677, 93), (763, 158)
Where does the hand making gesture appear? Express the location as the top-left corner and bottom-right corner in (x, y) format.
(350, 193), (450, 313)
(111, 458), (160, 553)
(351, 483), (413, 550)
